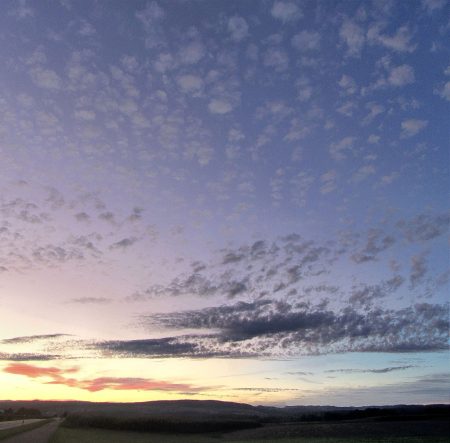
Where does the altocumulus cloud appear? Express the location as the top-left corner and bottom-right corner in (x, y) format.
(1, 334), (71, 344)
(139, 300), (449, 357)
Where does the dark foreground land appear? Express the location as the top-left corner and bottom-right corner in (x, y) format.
(47, 420), (450, 443)
(0, 400), (448, 443)
(1, 420), (60, 443)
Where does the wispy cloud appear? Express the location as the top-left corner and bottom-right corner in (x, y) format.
(142, 300), (449, 356)
(1, 334), (71, 345)
(4, 363), (203, 393)
(326, 365), (416, 374)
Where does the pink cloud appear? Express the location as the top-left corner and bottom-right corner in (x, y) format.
(79, 377), (197, 392)
(4, 363), (78, 378)
(4, 363), (201, 393)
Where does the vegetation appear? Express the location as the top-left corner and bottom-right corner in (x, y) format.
(63, 413), (261, 433)
(50, 427), (215, 443)
(3, 401), (449, 443)
(292, 405), (450, 423)
(0, 407), (43, 421)
(53, 404), (449, 442)
(49, 426), (450, 443)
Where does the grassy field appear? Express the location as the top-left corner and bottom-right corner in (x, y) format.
(49, 427), (216, 443)
(0, 419), (52, 440)
(49, 427), (450, 443)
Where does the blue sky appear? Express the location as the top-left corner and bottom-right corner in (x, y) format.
(0, 0), (449, 406)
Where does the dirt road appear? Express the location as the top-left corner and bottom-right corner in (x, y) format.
(2, 419), (60, 443)
(0, 419), (44, 430)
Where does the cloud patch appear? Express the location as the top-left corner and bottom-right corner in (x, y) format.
(69, 297), (111, 304)
(228, 16), (249, 42)
(4, 363), (203, 393)
(401, 119), (428, 137)
(143, 300), (449, 356)
(271, 1), (302, 22)
(326, 365), (416, 374)
(1, 334), (71, 345)
(208, 99), (233, 114)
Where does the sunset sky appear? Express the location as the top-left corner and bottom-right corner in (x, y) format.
(0, 0), (449, 406)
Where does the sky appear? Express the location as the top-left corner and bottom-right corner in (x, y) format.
(0, 0), (449, 407)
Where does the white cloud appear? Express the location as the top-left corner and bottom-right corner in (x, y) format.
(320, 170), (338, 194)
(8, 0), (34, 19)
(132, 113), (150, 128)
(297, 84), (313, 101)
(208, 99), (233, 114)
(27, 47), (47, 65)
(380, 172), (399, 185)
(368, 134), (380, 144)
(30, 67), (61, 89)
(422, 0), (447, 12)
(17, 93), (34, 108)
(119, 100), (138, 116)
(291, 31), (320, 51)
(437, 81), (450, 101)
(337, 100), (357, 117)
(330, 136), (356, 161)
(176, 74), (204, 94)
(352, 165), (375, 182)
(271, 1), (302, 22)
(136, 2), (165, 48)
(263, 48), (289, 71)
(228, 16), (249, 42)
(290, 172), (314, 207)
(154, 53), (174, 73)
(284, 118), (310, 141)
(340, 19), (365, 56)
(256, 100), (293, 120)
(136, 1), (164, 28)
(338, 75), (357, 95)
(401, 119), (428, 138)
(228, 128), (245, 142)
(36, 111), (60, 135)
(388, 64), (415, 86)
(368, 25), (416, 52)
(78, 19), (96, 37)
(180, 42), (205, 64)
(185, 140), (213, 166)
(121, 55), (139, 72)
(75, 109), (96, 121)
(363, 102), (384, 124)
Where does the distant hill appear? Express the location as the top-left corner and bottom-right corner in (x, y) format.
(0, 399), (262, 418)
(0, 399), (448, 421)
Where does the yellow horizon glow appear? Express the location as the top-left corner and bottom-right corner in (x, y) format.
(0, 358), (316, 405)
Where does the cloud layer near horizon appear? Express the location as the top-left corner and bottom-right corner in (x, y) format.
(4, 363), (202, 393)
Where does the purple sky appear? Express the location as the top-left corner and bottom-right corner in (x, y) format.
(0, 0), (449, 406)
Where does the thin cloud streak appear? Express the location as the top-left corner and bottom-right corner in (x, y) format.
(4, 363), (204, 393)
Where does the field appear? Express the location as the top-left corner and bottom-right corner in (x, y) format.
(49, 427), (450, 443)
(49, 420), (450, 443)
(2, 402), (448, 443)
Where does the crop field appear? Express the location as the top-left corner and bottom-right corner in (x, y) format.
(49, 427), (450, 443)
(49, 427), (216, 443)
(226, 420), (450, 441)
(49, 424), (450, 443)
(47, 405), (450, 443)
